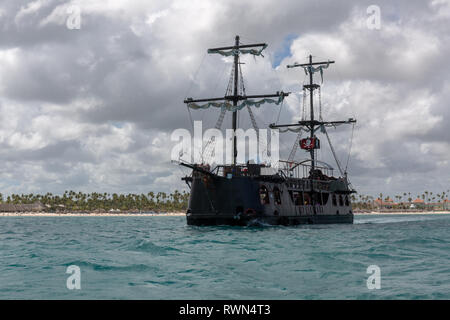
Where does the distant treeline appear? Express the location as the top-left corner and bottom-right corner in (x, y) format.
(0, 191), (189, 213)
(351, 190), (450, 211)
(1, 189), (448, 213)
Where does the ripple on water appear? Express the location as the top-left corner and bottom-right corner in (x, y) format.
(64, 260), (159, 273)
(132, 240), (181, 255)
(0, 215), (448, 299)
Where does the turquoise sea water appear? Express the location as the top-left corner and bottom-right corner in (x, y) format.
(0, 214), (449, 299)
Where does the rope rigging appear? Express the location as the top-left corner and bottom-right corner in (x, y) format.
(317, 86), (349, 178)
(240, 61), (275, 164)
(345, 122), (355, 173)
(286, 89), (307, 163)
(201, 109), (226, 164)
(279, 78), (353, 180)
(183, 36), (292, 167)
(201, 58), (271, 164)
(201, 64), (236, 163)
(322, 125), (344, 177)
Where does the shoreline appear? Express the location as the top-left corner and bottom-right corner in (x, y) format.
(0, 212), (186, 217)
(355, 211), (450, 215)
(0, 211), (449, 217)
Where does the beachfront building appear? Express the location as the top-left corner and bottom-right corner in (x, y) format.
(0, 202), (45, 212)
(373, 197), (396, 210)
(409, 198), (449, 211)
(427, 200), (449, 211)
(410, 198), (425, 209)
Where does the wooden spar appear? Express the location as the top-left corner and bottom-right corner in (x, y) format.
(208, 43), (267, 52)
(184, 93), (286, 104)
(183, 35), (289, 166)
(270, 119), (357, 129)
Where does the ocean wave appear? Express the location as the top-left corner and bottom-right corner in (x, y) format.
(0, 215), (448, 299)
(64, 260), (157, 272)
(132, 240), (181, 255)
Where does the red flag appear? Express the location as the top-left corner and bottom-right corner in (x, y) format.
(300, 138), (316, 150)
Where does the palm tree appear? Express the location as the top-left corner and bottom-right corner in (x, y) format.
(378, 193), (383, 211)
(0, 190), (193, 213)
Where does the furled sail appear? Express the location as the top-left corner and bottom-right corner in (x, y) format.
(207, 44), (268, 57)
(187, 92), (286, 112)
(278, 127), (303, 133)
(288, 60), (330, 83)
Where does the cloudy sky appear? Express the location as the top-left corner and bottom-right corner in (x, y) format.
(0, 0), (449, 199)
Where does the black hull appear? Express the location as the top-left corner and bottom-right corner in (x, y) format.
(187, 213), (353, 226)
(185, 169), (354, 227)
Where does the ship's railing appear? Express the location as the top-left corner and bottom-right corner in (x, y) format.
(212, 163), (274, 177)
(205, 160), (337, 180)
(285, 177), (340, 191)
(278, 160), (335, 180)
(203, 161), (349, 192)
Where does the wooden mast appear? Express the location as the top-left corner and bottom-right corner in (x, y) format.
(184, 35), (288, 166)
(232, 35), (239, 166)
(270, 56), (356, 210)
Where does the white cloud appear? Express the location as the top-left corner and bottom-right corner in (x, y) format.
(15, 0), (52, 25)
(0, 0), (448, 198)
(431, 0), (450, 18)
(146, 9), (169, 25)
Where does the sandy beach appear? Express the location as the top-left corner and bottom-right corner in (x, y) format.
(1, 211), (449, 217)
(0, 212), (186, 217)
(354, 211), (450, 215)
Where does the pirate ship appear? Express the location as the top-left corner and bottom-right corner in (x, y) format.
(180, 35), (356, 226)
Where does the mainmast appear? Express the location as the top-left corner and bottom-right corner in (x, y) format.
(270, 55), (356, 180)
(184, 35), (288, 166)
(303, 55), (330, 173)
(308, 55), (316, 172)
(232, 35), (239, 165)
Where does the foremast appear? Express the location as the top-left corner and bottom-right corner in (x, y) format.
(184, 35), (288, 167)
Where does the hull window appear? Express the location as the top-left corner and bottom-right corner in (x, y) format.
(259, 186), (270, 205)
(294, 191), (304, 206)
(273, 187), (282, 205)
(304, 192), (311, 205)
(332, 194), (337, 206)
(303, 192), (322, 205)
(339, 195), (344, 206)
(345, 195), (350, 206)
(322, 193), (329, 205)
(312, 192), (323, 205)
